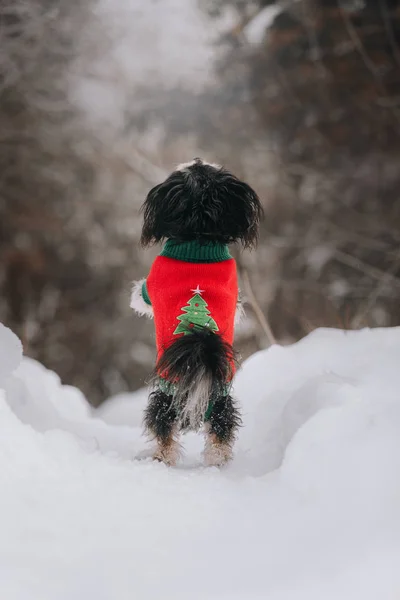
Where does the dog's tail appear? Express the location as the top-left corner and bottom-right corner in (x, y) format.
(154, 327), (236, 429)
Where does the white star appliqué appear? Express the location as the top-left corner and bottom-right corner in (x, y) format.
(191, 285), (204, 295)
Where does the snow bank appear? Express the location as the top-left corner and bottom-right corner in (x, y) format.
(236, 327), (400, 474)
(97, 387), (148, 427)
(1, 322), (400, 599)
(0, 322), (22, 386)
(4, 355), (142, 460)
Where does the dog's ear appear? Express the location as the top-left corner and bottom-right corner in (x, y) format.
(140, 171), (186, 247)
(212, 173), (263, 249)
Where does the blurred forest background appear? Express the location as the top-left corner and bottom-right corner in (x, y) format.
(1, 0), (400, 405)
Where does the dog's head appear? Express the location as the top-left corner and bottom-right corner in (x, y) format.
(140, 158), (263, 249)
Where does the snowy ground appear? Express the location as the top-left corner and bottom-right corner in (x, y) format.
(1, 322), (400, 599)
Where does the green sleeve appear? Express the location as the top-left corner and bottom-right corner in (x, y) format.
(142, 280), (152, 306)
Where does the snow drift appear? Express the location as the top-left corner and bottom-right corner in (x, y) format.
(1, 322), (400, 599)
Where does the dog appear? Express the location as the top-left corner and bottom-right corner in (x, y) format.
(130, 158), (262, 466)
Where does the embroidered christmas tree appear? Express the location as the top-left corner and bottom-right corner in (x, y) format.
(173, 286), (219, 335)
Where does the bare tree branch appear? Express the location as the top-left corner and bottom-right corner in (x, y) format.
(335, 249), (400, 286)
(242, 269), (277, 346)
(352, 248), (400, 328)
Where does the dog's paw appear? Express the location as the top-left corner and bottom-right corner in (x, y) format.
(152, 443), (181, 467)
(203, 442), (233, 467)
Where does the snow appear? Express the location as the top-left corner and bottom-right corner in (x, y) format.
(243, 5), (282, 45)
(0, 322), (22, 386)
(1, 322), (400, 599)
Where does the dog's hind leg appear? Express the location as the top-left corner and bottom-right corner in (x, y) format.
(144, 390), (180, 466)
(203, 394), (241, 467)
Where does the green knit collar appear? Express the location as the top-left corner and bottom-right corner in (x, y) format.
(160, 240), (232, 263)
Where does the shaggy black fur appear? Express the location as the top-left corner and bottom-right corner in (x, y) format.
(143, 390), (177, 441)
(207, 394), (242, 444)
(140, 158), (263, 249)
(154, 325), (237, 400)
(148, 326), (238, 433)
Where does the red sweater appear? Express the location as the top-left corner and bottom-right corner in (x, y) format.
(143, 241), (238, 361)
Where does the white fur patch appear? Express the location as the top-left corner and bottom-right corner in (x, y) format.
(176, 159), (222, 172)
(234, 292), (246, 326)
(178, 370), (212, 430)
(130, 279), (153, 318)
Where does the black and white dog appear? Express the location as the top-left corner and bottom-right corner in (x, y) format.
(131, 159), (262, 466)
